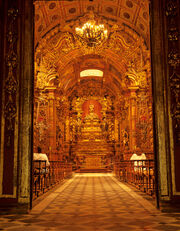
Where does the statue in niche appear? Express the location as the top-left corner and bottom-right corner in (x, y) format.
(121, 129), (129, 150)
(84, 104), (99, 121)
(82, 104), (102, 141)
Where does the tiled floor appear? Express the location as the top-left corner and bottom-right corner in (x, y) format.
(0, 173), (180, 231)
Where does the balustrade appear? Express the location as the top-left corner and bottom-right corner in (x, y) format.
(32, 160), (72, 199)
(114, 159), (155, 196)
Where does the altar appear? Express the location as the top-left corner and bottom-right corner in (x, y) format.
(84, 156), (101, 169)
(72, 103), (113, 172)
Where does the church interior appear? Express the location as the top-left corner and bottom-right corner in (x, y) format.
(0, 0), (180, 229)
(33, 0), (154, 195)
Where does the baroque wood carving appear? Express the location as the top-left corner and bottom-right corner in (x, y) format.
(166, 0), (180, 143)
(4, 8), (19, 146)
(34, 15), (150, 86)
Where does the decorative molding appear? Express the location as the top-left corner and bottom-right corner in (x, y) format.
(4, 8), (19, 145)
(34, 21), (149, 81)
(166, 0), (180, 144)
(169, 72), (180, 143)
(168, 50), (180, 68)
(168, 27), (178, 41)
(166, 0), (178, 17)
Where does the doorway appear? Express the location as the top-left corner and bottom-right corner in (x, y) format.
(1, 0), (179, 214)
(32, 0), (156, 202)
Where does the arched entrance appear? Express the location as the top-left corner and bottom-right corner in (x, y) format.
(32, 1), (154, 200)
(0, 0), (180, 213)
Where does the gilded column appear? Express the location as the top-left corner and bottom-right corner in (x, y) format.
(46, 87), (56, 161)
(129, 87), (138, 152)
(114, 118), (119, 142)
(66, 116), (70, 142)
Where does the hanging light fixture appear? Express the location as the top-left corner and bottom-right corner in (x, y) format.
(75, 12), (108, 47)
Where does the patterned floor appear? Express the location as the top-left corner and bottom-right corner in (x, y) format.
(0, 173), (180, 231)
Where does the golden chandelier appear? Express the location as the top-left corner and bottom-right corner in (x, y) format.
(75, 14), (108, 47)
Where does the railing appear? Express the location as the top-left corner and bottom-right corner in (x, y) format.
(114, 160), (155, 196)
(32, 160), (72, 199)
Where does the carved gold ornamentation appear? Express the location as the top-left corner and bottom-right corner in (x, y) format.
(168, 27), (179, 41)
(33, 94), (49, 152)
(68, 91), (115, 170)
(115, 100), (129, 121)
(168, 50), (180, 68)
(54, 32), (76, 54)
(35, 18), (149, 82)
(135, 90), (153, 151)
(35, 61), (59, 89)
(121, 129), (129, 150)
(166, 0), (178, 16)
(56, 98), (69, 120)
(170, 72), (180, 143)
(107, 31), (134, 55)
(4, 100), (17, 131)
(5, 66), (18, 94)
(34, 3), (153, 164)
(125, 65), (148, 88)
(56, 125), (62, 151)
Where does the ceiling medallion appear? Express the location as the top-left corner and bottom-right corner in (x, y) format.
(75, 11), (108, 48)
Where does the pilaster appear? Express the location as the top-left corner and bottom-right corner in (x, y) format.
(46, 87), (57, 160)
(0, 0), (33, 213)
(150, 0), (180, 209)
(129, 87), (138, 152)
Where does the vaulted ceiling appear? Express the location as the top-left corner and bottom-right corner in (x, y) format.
(34, 0), (150, 47)
(34, 0), (151, 98)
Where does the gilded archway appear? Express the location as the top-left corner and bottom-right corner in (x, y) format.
(33, 0), (153, 172)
